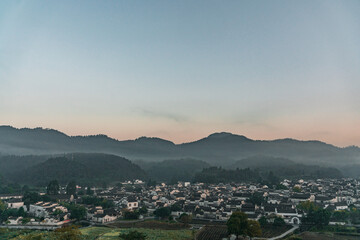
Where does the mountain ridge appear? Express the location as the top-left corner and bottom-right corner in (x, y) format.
(0, 126), (359, 167)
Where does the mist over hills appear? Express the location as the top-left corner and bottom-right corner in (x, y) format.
(230, 156), (343, 179)
(1, 126), (359, 168)
(4, 153), (146, 186)
(135, 159), (210, 183)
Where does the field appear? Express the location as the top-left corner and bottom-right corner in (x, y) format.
(286, 231), (360, 240)
(261, 224), (292, 238)
(195, 225), (228, 240)
(107, 220), (189, 230)
(0, 228), (48, 240)
(80, 226), (195, 240)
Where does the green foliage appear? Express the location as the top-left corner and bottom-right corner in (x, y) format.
(331, 210), (349, 222)
(349, 207), (360, 224)
(170, 204), (182, 212)
(302, 208), (331, 229)
(0, 199), (5, 212)
(0, 201), (28, 223)
(22, 185), (30, 193)
(139, 206), (148, 214)
(21, 218), (30, 225)
(15, 153), (146, 186)
(273, 217), (286, 226)
(179, 213), (192, 225)
(259, 216), (267, 227)
(86, 186), (94, 195)
(54, 225), (82, 240)
(194, 167), (260, 183)
(232, 156), (343, 181)
(81, 196), (114, 209)
(17, 207), (26, 217)
(66, 181), (77, 195)
(293, 186), (302, 192)
(138, 159), (210, 183)
(147, 179), (157, 187)
(267, 171), (280, 186)
(0, 200), (7, 223)
(47, 180), (60, 195)
(119, 230), (147, 240)
(154, 207), (171, 219)
(297, 201), (318, 213)
(62, 203), (87, 220)
(227, 211), (262, 238)
(249, 192), (265, 205)
(0, 182), (22, 194)
(53, 209), (63, 216)
(276, 184), (288, 190)
(227, 211), (249, 237)
(123, 210), (140, 220)
(23, 191), (51, 207)
(247, 220), (262, 238)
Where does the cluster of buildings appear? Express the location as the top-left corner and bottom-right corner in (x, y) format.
(0, 194), (70, 229)
(93, 178), (360, 225)
(1, 178), (360, 228)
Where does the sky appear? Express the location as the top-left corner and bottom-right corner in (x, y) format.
(0, 0), (359, 146)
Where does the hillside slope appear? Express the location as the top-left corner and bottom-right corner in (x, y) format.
(10, 153), (146, 186)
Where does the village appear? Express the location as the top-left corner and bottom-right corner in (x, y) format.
(1, 177), (359, 231)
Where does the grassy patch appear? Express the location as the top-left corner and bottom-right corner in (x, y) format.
(107, 220), (189, 230)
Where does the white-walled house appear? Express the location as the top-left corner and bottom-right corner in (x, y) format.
(7, 199), (25, 209)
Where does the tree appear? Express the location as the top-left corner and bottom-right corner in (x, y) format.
(53, 209), (63, 216)
(349, 207), (360, 224)
(64, 204), (87, 220)
(23, 191), (41, 208)
(227, 211), (249, 238)
(0, 200), (7, 223)
(47, 180), (60, 195)
(273, 217), (286, 226)
(21, 218), (30, 225)
(154, 207), (171, 219)
(139, 206), (148, 215)
(179, 213), (192, 225)
(147, 179), (156, 187)
(119, 230), (146, 240)
(249, 192), (264, 206)
(302, 208), (331, 229)
(17, 207), (26, 217)
(293, 186), (302, 193)
(259, 216), (267, 227)
(297, 201), (318, 213)
(247, 220), (262, 239)
(332, 210), (349, 222)
(0, 200), (5, 212)
(66, 181), (76, 195)
(227, 211), (262, 239)
(268, 171), (280, 187)
(86, 186), (93, 195)
(123, 210), (140, 220)
(22, 185), (30, 193)
(170, 204), (182, 212)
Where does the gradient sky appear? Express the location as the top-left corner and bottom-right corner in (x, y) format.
(1, 0), (359, 146)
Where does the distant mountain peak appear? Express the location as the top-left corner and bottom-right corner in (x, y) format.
(208, 132), (234, 138)
(207, 132), (251, 141)
(135, 136), (175, 145)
